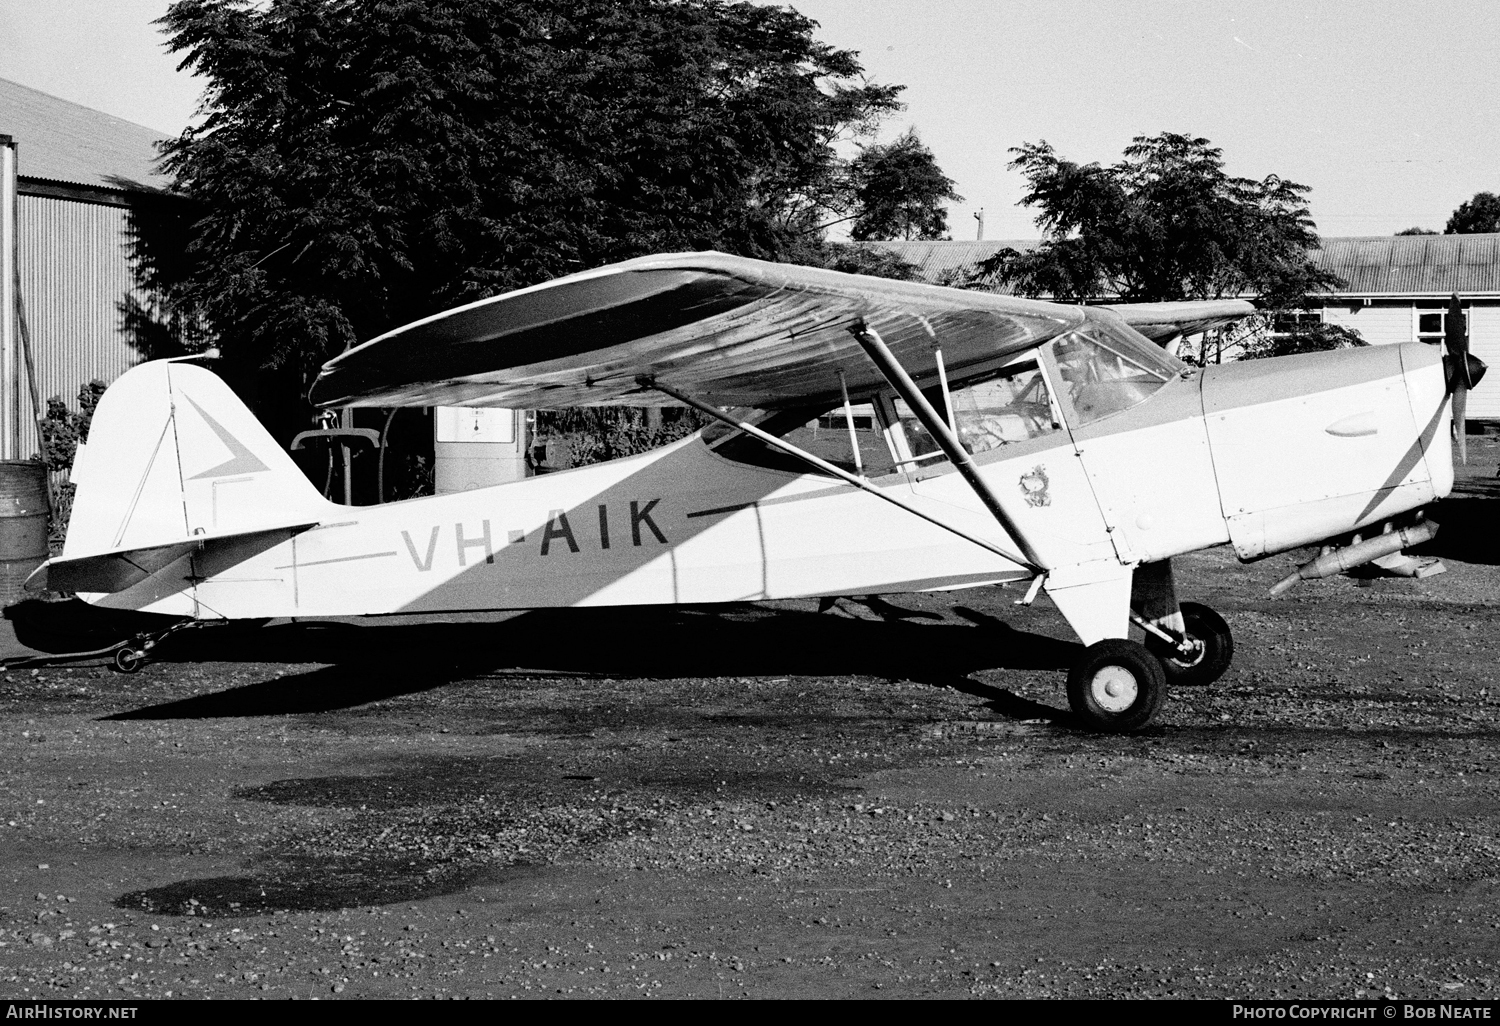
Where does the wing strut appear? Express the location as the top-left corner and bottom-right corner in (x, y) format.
(849, 320), (1048, 571)
(640, 377), (1037, 572)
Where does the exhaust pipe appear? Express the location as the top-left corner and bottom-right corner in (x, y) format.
(1269, 520), (1439, 597)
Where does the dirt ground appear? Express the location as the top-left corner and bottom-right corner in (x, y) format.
(3, 442), (1500, 1001)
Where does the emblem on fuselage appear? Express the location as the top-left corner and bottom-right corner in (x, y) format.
(1019, 465), (1051, 507)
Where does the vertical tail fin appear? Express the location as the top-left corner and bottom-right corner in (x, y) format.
(64, 361), (332, 557)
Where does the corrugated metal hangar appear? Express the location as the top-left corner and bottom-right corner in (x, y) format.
(0, 77), (167, 461)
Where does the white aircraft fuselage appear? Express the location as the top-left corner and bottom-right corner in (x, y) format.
(49, 336), (1451, 653)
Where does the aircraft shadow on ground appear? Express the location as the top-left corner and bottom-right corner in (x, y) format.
(1416, 495), (1500, 566)
(116, 862), (536, 919)
(104, 600), (1081, 721)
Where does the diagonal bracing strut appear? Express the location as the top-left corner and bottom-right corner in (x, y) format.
(639, 377), (1038, 572)
(848, 319), (1048, 571)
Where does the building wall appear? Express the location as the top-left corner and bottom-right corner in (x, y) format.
(1467, 304), (1500, 421)
(1319, 302), (1414, 346)
(15, 192), (141, 459)
(1320, 299), (1500, 422)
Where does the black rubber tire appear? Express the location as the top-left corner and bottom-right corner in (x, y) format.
(1147, 601), (1233, 687)
(111, 647), (145, 674)
(1066, 638), (1167, 733)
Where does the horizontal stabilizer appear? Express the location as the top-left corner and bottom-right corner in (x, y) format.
(30, 523), (319, 595)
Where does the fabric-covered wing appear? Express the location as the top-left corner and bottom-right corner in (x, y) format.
(1099, 299), (1257, 344)
(310, 252), (1084, 410)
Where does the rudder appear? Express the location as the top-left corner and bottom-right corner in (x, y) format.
(64, 361), (332, 558)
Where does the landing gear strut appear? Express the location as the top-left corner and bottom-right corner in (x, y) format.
(1063, 561), (1237, 732)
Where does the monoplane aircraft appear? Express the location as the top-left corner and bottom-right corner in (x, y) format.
(25, 254), (1484, 731)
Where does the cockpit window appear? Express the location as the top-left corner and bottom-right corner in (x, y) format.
(704, 357), (1070, 478)
(1049, 323), (1178, 426)
(949, 361), (1061, 453)
(701, 315), (1179, 476)
(702, 406), (842, 475)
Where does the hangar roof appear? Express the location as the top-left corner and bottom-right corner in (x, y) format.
(866, 239), (1036, 285)
(1311, 234), (1500, 296)
(0, 77), (170, 193)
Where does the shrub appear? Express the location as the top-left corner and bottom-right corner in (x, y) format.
(36, 380), (107, 550)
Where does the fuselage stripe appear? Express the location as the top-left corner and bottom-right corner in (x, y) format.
(275, 550), (398, 570)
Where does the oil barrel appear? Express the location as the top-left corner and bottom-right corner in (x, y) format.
(0, 461), (49, 605)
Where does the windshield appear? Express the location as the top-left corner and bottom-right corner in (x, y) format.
(1049, 320), (1180, 427)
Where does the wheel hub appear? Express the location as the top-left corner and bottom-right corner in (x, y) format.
(1090, 665), (1138, 713)
(1171, 636), (1205, 667)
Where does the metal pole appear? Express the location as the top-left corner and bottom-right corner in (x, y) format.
(932, 343), (957, 435)
(836, 370), (863, 476)
(848, 320), (1047, 570)
(1, 137), (16, 461)
(13, 276), (51, 510)
(340, 407), (353, 505)
(377, 406), (398, 504)
(641, 377), (1035, 570)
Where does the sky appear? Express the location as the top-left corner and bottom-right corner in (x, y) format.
(1, 0), (1496, 239)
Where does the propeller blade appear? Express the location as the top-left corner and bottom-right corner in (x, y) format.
(1454, 378), (1469, 464)
(1443, 294), (1473, 463)
(1445, 293), (1471, 388)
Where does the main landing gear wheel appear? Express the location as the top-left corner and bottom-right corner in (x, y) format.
(1067, 639), (1167, 733)
(1147, 601), (1233, 688)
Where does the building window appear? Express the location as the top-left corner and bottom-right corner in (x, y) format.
(1271, 311), (1323, 335)
(1415, 305), (1467, 345)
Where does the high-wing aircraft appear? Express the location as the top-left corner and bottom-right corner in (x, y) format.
(23, 254), (1484, 731)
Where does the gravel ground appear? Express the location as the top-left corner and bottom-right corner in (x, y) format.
(2, 442), (1500, 1000)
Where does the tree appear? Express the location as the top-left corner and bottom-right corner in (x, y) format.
(974, 133), (1342, 308)
(848, 129), (962, 241)
(1445, 192), (1500, 234)
(1396, 226), (1438, 236)
(1239, 320), (1365, 360)
(147, 0), (904, 436)
(37, 381), (108, 547)
(825, 243), (920, 280)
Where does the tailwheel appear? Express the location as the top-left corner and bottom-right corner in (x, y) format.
(1147, 601), (1233, 688)
(1067, 639), (1167, 733)
(111, 646), (147, 674)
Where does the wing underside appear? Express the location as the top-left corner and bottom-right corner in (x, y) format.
(1100, 299), (1258, 344)
(310, 252), (1258, 411)
(311, 253), (1083, 411)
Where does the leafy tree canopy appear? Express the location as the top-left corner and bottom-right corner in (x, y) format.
(1396, 226), (1438, 235)
(974, 133), (1342, 308)
(1239, 320), (1365, 361)
(149, 0), (905, 402)
(825, 242), (920, 280)
(1445, 191), (1500, 234)
(848, 129), (961, 241)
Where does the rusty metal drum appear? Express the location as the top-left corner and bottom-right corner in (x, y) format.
(0, 461), (49, 605)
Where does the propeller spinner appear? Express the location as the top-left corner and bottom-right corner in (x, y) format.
(1444, 293), (1487, 463)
